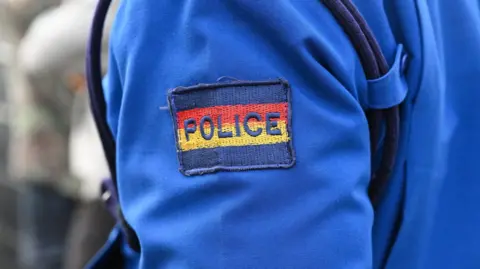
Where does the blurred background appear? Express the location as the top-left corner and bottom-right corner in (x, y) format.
(0, 0), (118, 268)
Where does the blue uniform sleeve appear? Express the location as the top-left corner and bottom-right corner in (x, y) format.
(96, 1), (480, 269)
(100, 1), (400, 268)
(102, 46), (122, 139)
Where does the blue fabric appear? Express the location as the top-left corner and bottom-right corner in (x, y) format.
(91, 0), (480, 268)
(366, 45), (408, 109)
(375, 1), (480, 269)
(102, 1), (374, 268)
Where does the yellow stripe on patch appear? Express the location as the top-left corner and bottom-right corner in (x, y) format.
(178, 121), (289, 151)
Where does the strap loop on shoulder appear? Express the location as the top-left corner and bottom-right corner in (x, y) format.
(367, 45), (409, 109)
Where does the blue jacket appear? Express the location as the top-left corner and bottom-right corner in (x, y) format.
(88, 0), (480, 268)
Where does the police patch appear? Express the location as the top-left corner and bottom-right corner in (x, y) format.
(168, 79), (295, 176)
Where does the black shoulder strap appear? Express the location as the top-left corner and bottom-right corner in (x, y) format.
(86, 0), (141, 252)
(86, 0), (400, 254)
(321, 0), (400, 206)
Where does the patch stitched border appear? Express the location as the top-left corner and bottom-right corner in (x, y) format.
(168, 79), (295, 176)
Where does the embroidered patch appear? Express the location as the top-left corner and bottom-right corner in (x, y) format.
(168, 79), (295, 176)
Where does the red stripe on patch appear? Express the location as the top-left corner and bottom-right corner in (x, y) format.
(176, 103), (288, 126)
